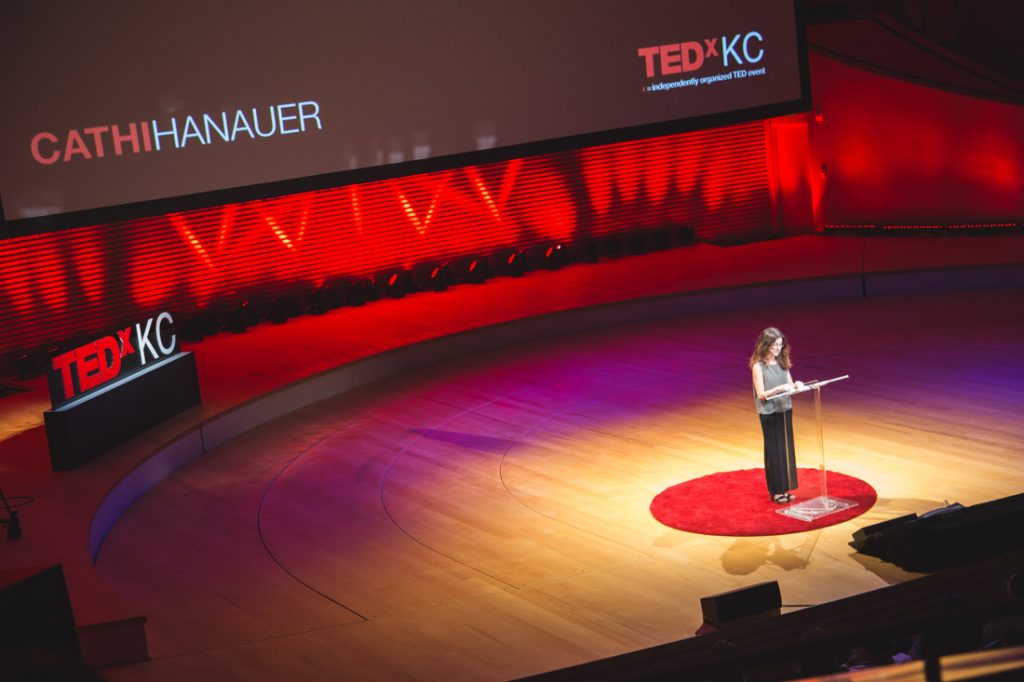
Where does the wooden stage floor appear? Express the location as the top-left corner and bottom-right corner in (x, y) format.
(97, 289), (1023, 681)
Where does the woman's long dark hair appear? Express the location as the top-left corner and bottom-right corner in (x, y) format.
(749, 327), (791, 370)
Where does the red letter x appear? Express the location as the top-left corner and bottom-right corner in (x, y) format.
(117, 327), (135, 357)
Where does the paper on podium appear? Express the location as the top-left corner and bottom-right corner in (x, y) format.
(768, 374), (849, 400)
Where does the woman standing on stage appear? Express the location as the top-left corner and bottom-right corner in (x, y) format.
(751, 327), (803, 503)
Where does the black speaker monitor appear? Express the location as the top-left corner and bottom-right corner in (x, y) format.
(850, 494), (1024, 571)
(700, 581), (782, 625)
(0, 564), (82, 661)
(850, 513), (918, 549)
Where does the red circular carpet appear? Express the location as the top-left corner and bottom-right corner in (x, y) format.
(650, 468), (877, 536)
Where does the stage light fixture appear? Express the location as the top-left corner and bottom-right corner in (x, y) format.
(384, 272), (401, 298)
(411, 264), (436, 292)
(225, 300), (254, 333)
(462, 257), (493, 285)
(346, 277), (378, 306)
(202, 312), (220, 337)
(676, 225), (697, 245)
(415, 263), (452, 292)
(179, 314), (208, 341)
(627, 230), (648, 256)
(383, 270), (413, 298)
(571, 239), (599, 264)
(14, 353), (39, 380)
(520, 249), (536, 273)
(494, 251), (526, 277)
(540, 244), (568, 269)
(268, 296), (298, 324)
(323, 277), (357, 308)
(433, 264), (454, 291)
(645, 228), (669, 252)
(309, 283), (341, 314)
(600, 234), (624, 259)
(268, 299), (288, 323)
(512, 252), (523, 275)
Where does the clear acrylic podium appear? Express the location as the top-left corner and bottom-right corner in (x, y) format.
(770, 375), (853, 522)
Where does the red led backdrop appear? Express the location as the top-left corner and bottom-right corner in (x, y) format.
(0, 122), (775, 373)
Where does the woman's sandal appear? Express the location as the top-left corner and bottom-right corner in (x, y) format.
(772, 493), (795, 504)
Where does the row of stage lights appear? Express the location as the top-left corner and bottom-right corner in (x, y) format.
(8, 225), (696, 379)
(178, 225), (698, 339)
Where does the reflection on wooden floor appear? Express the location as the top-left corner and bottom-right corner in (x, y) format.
(97, 289), (1024, 681)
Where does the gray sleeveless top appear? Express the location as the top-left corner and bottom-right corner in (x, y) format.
(754, 361), (792, 414)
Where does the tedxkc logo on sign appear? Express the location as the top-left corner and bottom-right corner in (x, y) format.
(636, 30), (765, 78)
(47, 311), (179, 408)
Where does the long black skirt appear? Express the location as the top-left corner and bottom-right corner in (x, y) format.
(759, 409), (798, 496)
